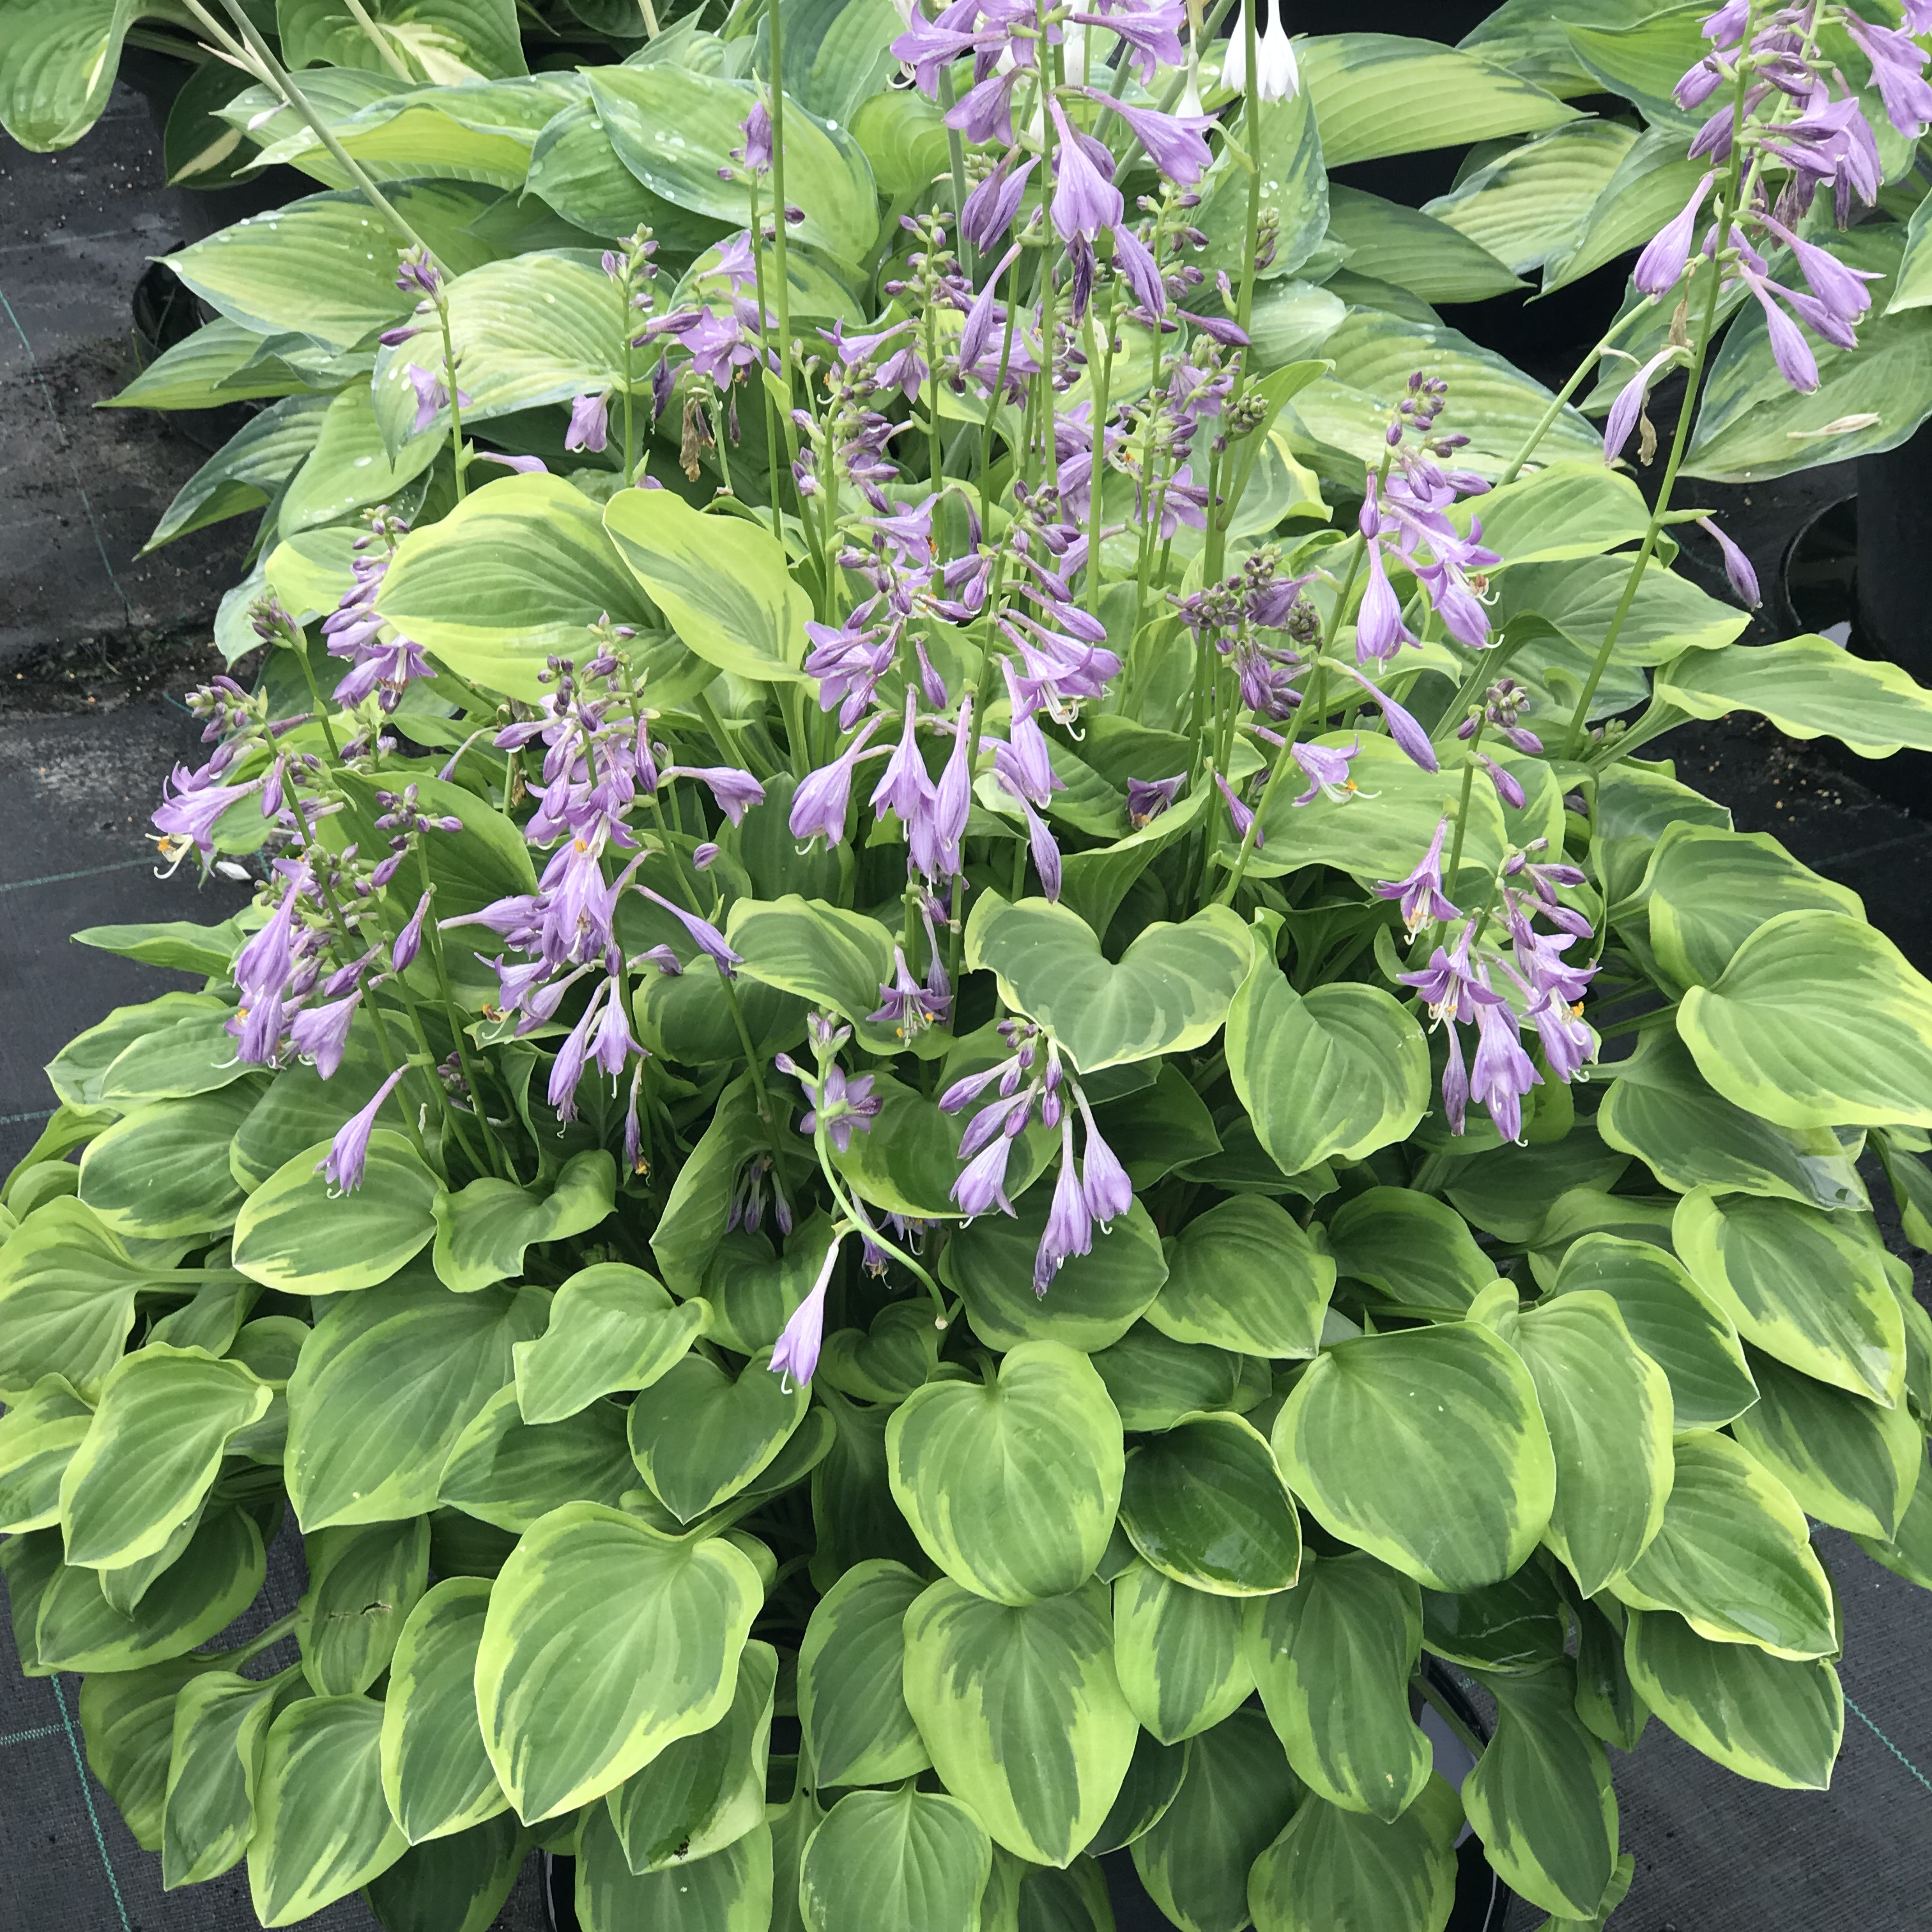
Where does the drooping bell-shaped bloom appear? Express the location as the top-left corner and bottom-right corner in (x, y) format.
(769, 1236), (843, 1390)
(634, 884), (742, 976)
(1224, 0), (1300, 101)
(1697, 515), (1760, 607)
(1048, 100), (1124, 244)
(1633, 173), (1717, 295)
(790, 714), (885, 846)
(315, 1067), (407, 1192)
(1035, 1116), (1094, 1294)
(565, 392), (611, 454)
(1075, 1087), (1133, 1226)
(1376, 814), (1459, 933)
(1469, 997), (1542, 1144)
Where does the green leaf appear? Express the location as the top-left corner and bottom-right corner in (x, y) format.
(1325, 184), (1522, 303)
(1657, 634), (1932, 758)
(0, 1374), (91, 1531)
(70, 916), (246, 974)
(1132, 1708), (1301, 1932)
(1298, 33), (1576, 168)
(144, 392), (332, 549)
(287, 1271), (549, 1529)
(296, 1517), (429, 1696)
(648, 1073), (765, 1296)
(1119, 1412), (1303, 1598)
(1622, 1607), (1841, 1788)
(1687, 229), (1932, 481)
(0, 1197), (172, 1400)
(1089, 1729), (1189, 1855)
(797, 1558), (930, 1788)
(58, 1344), (271, 1570)
(723, 897), (905, 1057)
(513, 1262), (709, 1423)
(1542, 130), (1710, 293)
(944, 1196), (1169, 1353)
(1495, 1294), (1673, 1595)
(585, 65), (875, 261)
(364, 1814), (530, 1932)
(36, 1507), (264, 1673)
(1441, 1128), (1630, 1246)
(248, 1694), (407, 1927)
(277, 0), (525, 79)
(1732, 1349), (1923, 1540)
(1088, 1325), (1243, 1432)
(440, 1384), (636, 1531)
(627, 1351), (809, 1524)
(376, 470), (705, 704)
(607, 1639), (774, 1873)
(901, 1577), (1137, 1867)
(1489, 556), (1747, 673)
(1245, 1550), (1429, 1822)
(1195, 83), (1329, 284)
(97, 1006), (260, 1106)
(1564, 4), (1706, 122)
(1547, 1233), (1757, 1429)
(1273, 1324), (1555, 1591)
(44, 992), (220, 1107)
(1228, 955), (1429, 1178)
(77, 1087), (259, 1239)
(1462, 1662), (1618, 1920)
(1327, 1186), (1498, 1313)
(1853, 1448), (1932, 1586)
(800, 1786), (992, 1932)
(167, 183), (498, 348)
(102, 317), (298, 410)
(887, 1342), (1123, 1605)
(380, 1575), (510, 1844)
(233, 1130), (441, 1295)
(1672, 1188), (1904, 1406)
(281, 382), (440, 537)
(162, 1670), (284, 1886)
(1679, 909), (1932, 1130)
(432, 1151), (615, 1293)
(1598, 1031), (1869, 1213)
(1423, 121), (1636, 276)
(77, 1648), (234, 1852)
(1113, 1560), (1255, 1745)
(576, 1803), (774, 1929)
(0, 0), (131, 150)
(476, 1500), (763, 1821)
(1609, 1430), (1836, 1659)
(1247, 1775), (1462, 1932)
(605, 487), (813, 684)
(966, 894), (1252, 1075)
(1148, 1196), (1334, 1357)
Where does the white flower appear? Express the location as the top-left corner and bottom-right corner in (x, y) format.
(1224, 1), (1300, 103)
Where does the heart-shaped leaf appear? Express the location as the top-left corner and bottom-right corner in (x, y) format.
(1120, 1413), (1303, 1597)
(295, 1518), (429, 1698)
(162, 1671), (283, 1887)
(797, 1559), (931, 1788)
(512, 1263), (710, 1424)
(1088, 1326), (1243, 1433)
(440, 1385), (638, 1531)
(576, 1801), (774, 1928)
(1113, 1560), (1255, 1746)
(1246, 1775), (1463, 1932)
(799, 1786), (992, 1932)
(965, 893), (1253, 1075)
(1326, 1186), (1498, 1313)
(626, 1352), (810, 1524)
(887, 1342), (1124, 1605)
(1148, 1197), (1334, 1356)
(77, 1087), (259, 1239)
(431, 1151), (615, 1294)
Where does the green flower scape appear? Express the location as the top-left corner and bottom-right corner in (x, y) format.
(5, 1), (1932, 1930)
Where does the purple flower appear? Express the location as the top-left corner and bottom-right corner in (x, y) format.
(924, 698), (974, 882)
(1127, 773), (1184, 827)
(961, 154), (1038, 253)
(392, 890), (432, 973)
(288, 992), (362, 1080)
(475, 451), (547, 475)
(1086, 92), (1215, 187)
(634, 884), (742, 976)
(870, 946), (950, 1042)
(1470, 997), (1541, 1144)
(1048, 100), (1123, 243)
(1020, 795), (1062, 901)
(790, 714), (885, 845)
(1376, 815), (1459, 933)
(739, 98), (774, 174)
(1035, 1117), (1094, 1294)
(871, 691), (937, 830)
(1696, 516), (1760, 607)
(800, 1063), (882, 1153)
(590, 976), (640, 1078)
(405, 364), (471, 435)
(1603, 349), (1678, 466)
(1290, 739), (1365, 806)
(1478, 755), (1526, 809)
(1075, 1088), (1133, 1225)
(565, 392), (611, 454)
(1355, 535), (1416, 664)
(315, 1067), (406, 1192)
(952, 1133), (1017, 1218)
(769, 1236), (842, 1390)
(1216, 771), (1259, 845)
(1844, 15), (1932, 139)
(1742, 272), (1820, 393)
(548, 983), (606, 1120)
(1634, 173), (1716, 296)
(1337, 664), (1439, 774)
(152, 766), (261, 859)
(671, 764), (765, 826)
(999, 662), (1059, 806)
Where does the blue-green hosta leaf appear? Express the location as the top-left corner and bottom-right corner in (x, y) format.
(1423, 121), (1636, 277)
(431, 1150), (615, 1293)
(1297, 33), (1577, 168)
(1088, 1325), (1243, 1432)
(381, 1576), (510, 1844)
(576, 1802), (773, 1929)
(607, 1640), (775, 1874)
(1598, 1031), (1869, 1213)
(1273, 1324), (1556, 1591)
(513, 1262), (709, 1423)
(0, 1374), (91, 1531)
(1495, 1293), (1673, 1596)
(1245, 1551), (1430, 1822)
(162, 1669), (286, 1887)
(286, 1272), (549, 1529)
(800, 1786), (992, 1932)
(1542, 129), (1710, 292)
(901, 1577), (1138, 1867)
(476, 1500), (763, 1821)
(1732, 1349), (1923, 1540)
(1119, 1412), (1303, 1597)
(0, 0), (132, 151)
(232, 1130), (441, 1296)
(248, 1694), (408, 1928)
(75, 1647), (236, 1852)
(1547, 1233), (1757, 1429)
(1622, 1607), (1842, 1788)
(440, 1384), (636, 1532)
(1148, 1195), (1335, 1356)
(1462, 1661), (1619, 1921)
(1324, 184), (1522, 303)
(33, 1508), (265, 1673)
(1132, 1708), (1301, 1932)
(1089, 1729), (1190, 1857)
(1672, 1188), (1905, 1406)
(797, 1559), (930, 1788)
(605, 486), (813, 685)
(627, 1351), (809, 1525)
(1327, 1186), (1498, 1314)
(1657, 634), (1932, 758)
(1247, 1775), (1462, 1932)
(275, 0), (525, 81)
(1608, 1430), (1837, 1659)
(965, 893), (1252, 1075)
(57, 1345), (271, 1570)
(887, 1342), (1123, 1605)
(296, 1517), (429, 1698)
(1113, 1560), (1256, 1746)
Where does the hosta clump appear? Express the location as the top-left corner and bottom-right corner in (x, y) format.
(12, 0), (1932, 1928)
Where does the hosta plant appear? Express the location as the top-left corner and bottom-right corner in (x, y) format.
(10, 1), (1932, 1930)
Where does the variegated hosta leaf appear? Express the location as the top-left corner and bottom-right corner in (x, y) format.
(799, 1786), (992, 1932)
(1112, 1560), (1256, 1746)
(797, 1559), (930, 1788)
(1119, 1413), (1303, 1598)
(1246, 1774), (1463, 1932)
